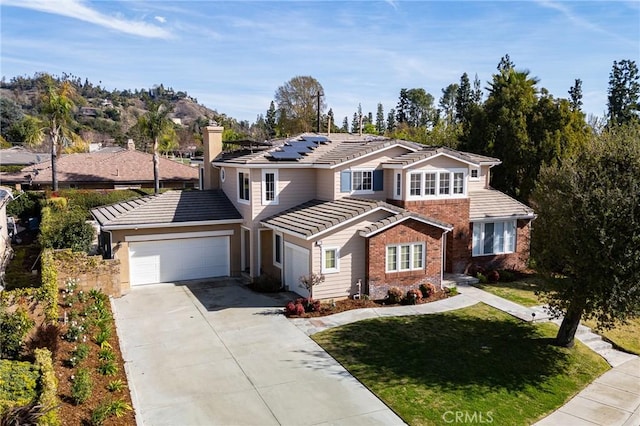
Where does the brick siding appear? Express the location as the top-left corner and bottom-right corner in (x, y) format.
(366, 220), (444, 300)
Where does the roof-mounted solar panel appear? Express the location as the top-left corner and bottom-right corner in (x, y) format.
(301, 136), (330, 144)
(281, 145), (312, 154)
(269, 151), (302, 160)
(288, 140), (319, 149)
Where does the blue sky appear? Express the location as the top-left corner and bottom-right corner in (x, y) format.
(1, 1), (638, 125)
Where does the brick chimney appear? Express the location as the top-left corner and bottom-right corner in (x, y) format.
(202, 125), (224, 190)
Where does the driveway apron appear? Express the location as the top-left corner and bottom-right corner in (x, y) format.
(111, 279), (404, 426)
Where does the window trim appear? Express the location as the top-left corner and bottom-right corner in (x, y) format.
(321, 247), (340, 274)
(472, 220), (517, 256)
(469, 167), (480, 181)
(385, 242), (426, 272)
(394, 172), (402, 199)
(273, 232), (283, 267)
(406, 169), (467, 200)
(237, 169), (250, 205)
(261, 169), (279, 205)
(351, 169), (374, 194)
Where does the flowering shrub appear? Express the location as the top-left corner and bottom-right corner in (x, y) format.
(387, 287), (403, 304)
(284, 298), (320, 316)
(284, 301), (305, 317)
(419, 282), (437, 299)
(404, 289), (422, 305)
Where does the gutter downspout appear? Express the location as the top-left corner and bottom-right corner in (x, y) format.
(441, 228), (451, 288)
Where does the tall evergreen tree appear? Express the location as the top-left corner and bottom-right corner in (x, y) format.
(342, 116), (349, 132)
(386, 108), (396, 133)
(375, 103), (385, 134)
(455, 73), (472, 123)
(351, 112), (359, 134)
(439, 83), (459, 125)
(568, 78), (583, 111)
(607, 59), (640, 125)
(396, 89), (409, 124)
(265, 100), (277, 138)
(472, 73), (483, 104)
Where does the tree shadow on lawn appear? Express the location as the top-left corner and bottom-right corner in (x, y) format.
(315, 311), (569, 393)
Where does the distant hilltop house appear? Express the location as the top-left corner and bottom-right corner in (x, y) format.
(92, 127), (535, 299)
(0, 143), (199, 191)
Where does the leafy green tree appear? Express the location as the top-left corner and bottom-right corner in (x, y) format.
(274, 76), (325, 134)
(375, 103), (385, 135)
(0, 97), (24, 142)
(607, 59), (639, 125)
(568, 78), (583, 111)
(405, 88), (437, 128)
(532, 124), (640, 347)
(137, 102), (173, 194)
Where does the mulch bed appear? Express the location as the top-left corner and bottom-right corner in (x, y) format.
(285, 290), (451, 318)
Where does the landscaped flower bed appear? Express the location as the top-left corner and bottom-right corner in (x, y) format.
(284, 286), (454, 318)
(54, 280), (135, 425)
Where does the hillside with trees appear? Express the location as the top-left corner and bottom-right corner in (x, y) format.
(0, 72), (262, 155)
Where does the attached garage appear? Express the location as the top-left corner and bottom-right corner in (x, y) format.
(128, 233), (231, 286)
(91, 190), (243, 293)
(283, 242), (310, 297)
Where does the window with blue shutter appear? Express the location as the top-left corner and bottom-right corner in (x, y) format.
(340, 170), (351, 192)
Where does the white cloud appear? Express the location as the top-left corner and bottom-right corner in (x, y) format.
(0, 0), (171, 39)
(154, 16), (166, 24)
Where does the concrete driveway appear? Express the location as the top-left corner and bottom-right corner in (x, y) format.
(111, 279), (404, 425)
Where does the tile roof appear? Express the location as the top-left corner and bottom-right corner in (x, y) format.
(383, 146), (500, 167)
(213, 133), (422, 167)
(91, 190), (241, 229)
(261, 197), (451, 239)
(21, 150), (198, 184)
(469, 189), (536, 221)
(0, 147), (51, 165)
(359, 211), (452, 237)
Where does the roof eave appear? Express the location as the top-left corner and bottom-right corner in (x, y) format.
(100, 218), (243, 231)
(359, 215), (453, 238)
(470, 213), (537, 222)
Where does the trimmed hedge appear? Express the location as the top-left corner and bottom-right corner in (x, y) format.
(0, 360), (39, 415)
(39, 205), (94, 253)
(40, 250), (58, 323)
(34, 348), (60, 426)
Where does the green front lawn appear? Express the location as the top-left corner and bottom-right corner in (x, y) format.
(313, 304), (609, 426)
(474, 274), (545, 307)
(474, 275), (640, 356)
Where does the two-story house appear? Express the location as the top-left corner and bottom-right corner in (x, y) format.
(92, 126), (535, 299)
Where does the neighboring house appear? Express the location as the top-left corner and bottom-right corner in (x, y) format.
(0, 146), (51, 167)
(92, 127), (535, 299)
(1, 145), (199, 190)
(0, 186), (14, 283)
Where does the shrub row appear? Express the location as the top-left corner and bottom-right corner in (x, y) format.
(284, 298), (321, 316)
(40, 249), (58, 323)
(34, 348), (60, 426)
(39, 205), (94, 253)
(387, 282), (438, 305)
(0, 360), (39, 415)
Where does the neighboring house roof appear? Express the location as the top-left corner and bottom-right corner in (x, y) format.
(15, 150), (198, 184)
(0, 146), (51, 165)
(214, 133), (422, 168)
(469, 189), (536, 221)
(383, 146), (501, 168)
(91, 190), (242, 230)
(261, 197), (451, 240)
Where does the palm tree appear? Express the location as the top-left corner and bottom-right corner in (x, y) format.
(137, 102), (173, 194)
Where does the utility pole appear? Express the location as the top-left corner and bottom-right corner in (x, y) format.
(315, 90), (324, 133)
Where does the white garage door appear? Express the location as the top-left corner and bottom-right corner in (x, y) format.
(284, 243), (310, 297)
(129, 236), (230, 286)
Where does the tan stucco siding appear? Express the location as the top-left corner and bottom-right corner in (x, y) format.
(468, 165), (491, 191)
(252, 168), (317, 222)
(310, 209), (393, 300)
(109, 224), (241, 289)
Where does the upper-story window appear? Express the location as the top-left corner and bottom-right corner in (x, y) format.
(262, 169), (279, 205)
(353, 170), (373, 192)
(340, 169), (383, 194)
(238, 170), (250, 204)
(469, 167), (480, 181)
(395, 173), (402, 198)
(407, 169), (466, 199)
